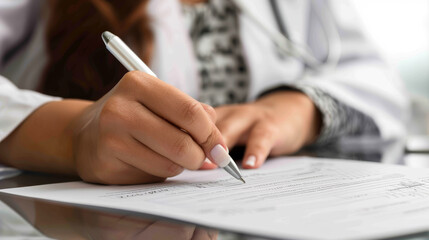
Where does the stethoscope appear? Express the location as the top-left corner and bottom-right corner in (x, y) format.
(231, 0), (342, 72)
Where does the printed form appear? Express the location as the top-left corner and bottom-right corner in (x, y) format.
(2, 157), (429, 240)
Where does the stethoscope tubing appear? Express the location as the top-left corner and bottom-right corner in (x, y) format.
(231, 0), (342, 72)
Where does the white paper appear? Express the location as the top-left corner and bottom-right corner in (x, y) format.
(2, 157), (429, 240)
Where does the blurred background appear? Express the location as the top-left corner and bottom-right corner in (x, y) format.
(351, 0), (429, 99)
(350, 0), (429, 152)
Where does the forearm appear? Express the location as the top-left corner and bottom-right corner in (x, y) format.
(0, 100), (92, 175)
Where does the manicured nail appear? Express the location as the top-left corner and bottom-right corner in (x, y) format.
(210, 144), (230, 167)
(245, 155), (256, 167)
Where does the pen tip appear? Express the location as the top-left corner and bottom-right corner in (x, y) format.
(240, 177), (246, 184)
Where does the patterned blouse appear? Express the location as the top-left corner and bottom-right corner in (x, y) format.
(182, 0), (379, 144)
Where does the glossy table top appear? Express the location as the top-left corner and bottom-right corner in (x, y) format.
(0, 99), (428, 240)
(1, 139), (429, 240)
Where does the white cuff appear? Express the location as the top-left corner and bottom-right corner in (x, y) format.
(0, 77), (60, 142)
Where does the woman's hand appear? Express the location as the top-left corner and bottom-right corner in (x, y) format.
(73, 71), (228, 184)
(0, 71), (229, 185)
(210, 91), (322, 169)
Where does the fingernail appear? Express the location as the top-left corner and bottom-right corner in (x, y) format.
(210, 144), (230, 167)
(204, 158), (212, 164)
(245, 155), (256, 167)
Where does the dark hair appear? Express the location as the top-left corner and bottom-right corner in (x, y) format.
(40, 0), (153, 100)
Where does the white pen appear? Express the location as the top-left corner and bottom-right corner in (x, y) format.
(102, 31), (245, 183)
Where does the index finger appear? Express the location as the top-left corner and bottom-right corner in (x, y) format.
(125, 71), (231, 167)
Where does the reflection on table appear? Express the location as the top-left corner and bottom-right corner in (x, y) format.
(0, 192), (218, 240)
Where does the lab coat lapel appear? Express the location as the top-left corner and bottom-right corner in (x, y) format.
(237, 0), (310, 100)
(147, 0), (200, 99)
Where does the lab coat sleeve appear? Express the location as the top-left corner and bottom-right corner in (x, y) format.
(0, 77), (59, 142)
(0, 0), (60, 142)
(294, 0), (409, 141)
(295, 85), (380, 144)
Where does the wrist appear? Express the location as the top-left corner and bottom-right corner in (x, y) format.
(0, 99), (92, 175)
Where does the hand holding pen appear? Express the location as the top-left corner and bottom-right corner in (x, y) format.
(72, 31), (244, 184)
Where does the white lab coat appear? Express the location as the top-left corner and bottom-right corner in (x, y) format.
(0, 0), (409, 143)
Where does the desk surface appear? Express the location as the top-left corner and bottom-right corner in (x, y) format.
(1, 99), (428, 240)
(1, 139), (429, 240)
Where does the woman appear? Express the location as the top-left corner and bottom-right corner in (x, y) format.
(0, 0), (408, 184)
